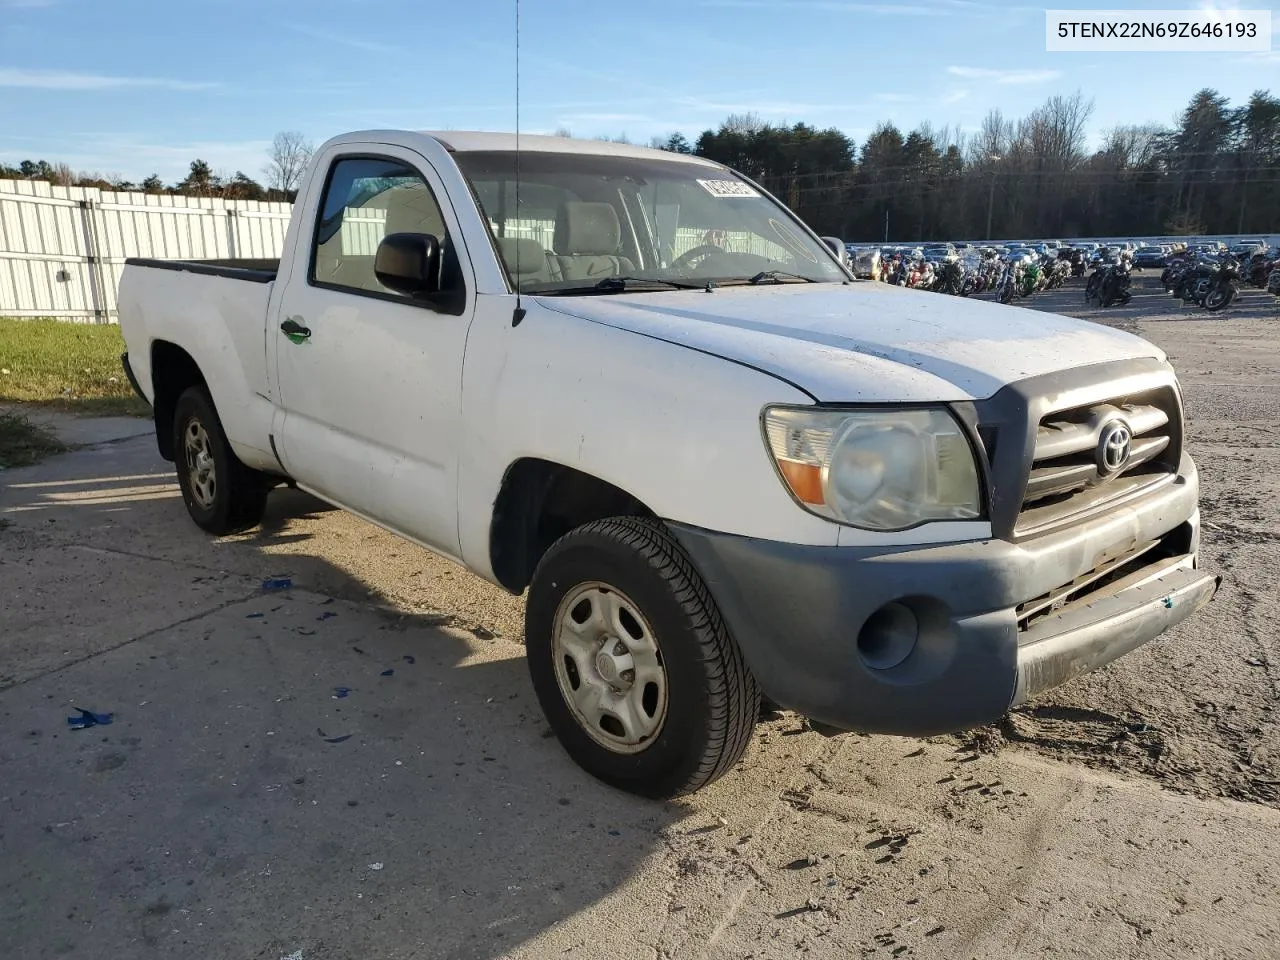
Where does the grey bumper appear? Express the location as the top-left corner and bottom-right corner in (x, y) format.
(670, 455), (1217, 736)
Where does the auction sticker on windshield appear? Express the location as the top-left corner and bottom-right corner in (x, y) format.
(697, 179), (761, 198)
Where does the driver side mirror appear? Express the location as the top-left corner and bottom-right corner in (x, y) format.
(375, 232), (441, 298)
(820, 236), (849, 267)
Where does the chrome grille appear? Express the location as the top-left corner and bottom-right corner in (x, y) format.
(1016, 388), (1181, 537)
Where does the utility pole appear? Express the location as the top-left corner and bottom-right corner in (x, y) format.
(986, 154), (1002, 242)
(884, 207), (889, 243)
(986, 172), (997, 241)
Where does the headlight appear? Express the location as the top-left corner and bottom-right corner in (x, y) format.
(762, 406), (983, 530)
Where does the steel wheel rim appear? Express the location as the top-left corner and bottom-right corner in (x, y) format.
(183, 418), (217, 510)
(551, 581), (668, 755)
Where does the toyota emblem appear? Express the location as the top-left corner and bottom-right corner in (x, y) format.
(1097, 420), (1132, 475)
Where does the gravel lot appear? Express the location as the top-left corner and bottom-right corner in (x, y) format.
(1, 278), (1277, 960)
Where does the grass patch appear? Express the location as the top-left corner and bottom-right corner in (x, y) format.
(0, 410), (67, 468)
(0, 318), (150, 417)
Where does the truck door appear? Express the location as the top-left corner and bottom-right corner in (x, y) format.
(271, 148), (474, 559)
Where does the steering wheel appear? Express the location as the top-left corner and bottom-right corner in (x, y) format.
(671, 244), (729, 272)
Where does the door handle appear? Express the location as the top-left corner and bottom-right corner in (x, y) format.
(280, 317), (311, 342)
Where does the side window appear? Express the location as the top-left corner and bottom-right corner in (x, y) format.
(310, 156), (461, 301)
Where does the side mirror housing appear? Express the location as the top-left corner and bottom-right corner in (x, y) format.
(820, 236), (850, 268)
(375, 232), (441, 298)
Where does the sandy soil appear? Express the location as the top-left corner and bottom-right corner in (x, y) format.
(962, 280), (1280, 808)
(1, 277), (1277, 960)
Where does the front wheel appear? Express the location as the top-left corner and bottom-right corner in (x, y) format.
(525, 517), (759, 798)
(173, 386), (270, 534)
(1204, 283), (1236, 312)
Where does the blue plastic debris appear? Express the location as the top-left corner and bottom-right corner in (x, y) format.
(403, 655), (416, 665)
(333, 686), (351, 699)
(380, 669), (394, 677)
(1163, 596), (1174, 609)
(317, 611), (338, 622)
(67, 708), (113, 730)
(262, 577), (292, 592)
(324, 735), (352, 744)
(246, 612), (265, 619)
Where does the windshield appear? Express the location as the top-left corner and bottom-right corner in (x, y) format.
(453, 150), (847, 294)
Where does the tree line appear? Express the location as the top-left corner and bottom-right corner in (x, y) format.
(6, 90), (1277, 240)
(0, 132), (315, 202)
(643, 87), (1278, 242)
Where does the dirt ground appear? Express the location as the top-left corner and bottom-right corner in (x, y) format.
(1, 278), (1278, 960)
(973, 279), (1280, 808)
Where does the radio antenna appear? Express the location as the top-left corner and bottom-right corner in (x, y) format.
(511, 0), (527, 327)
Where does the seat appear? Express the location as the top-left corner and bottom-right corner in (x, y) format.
(554, 201), (634, 280)
(498, 236), (560, 286)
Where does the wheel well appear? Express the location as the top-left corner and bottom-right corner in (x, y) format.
(489, 459), (655, 594)
(150, 341), (206, 461)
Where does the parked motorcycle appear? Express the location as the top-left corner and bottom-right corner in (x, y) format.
(1095, 259), (1132, 307)
(1044, 257), (1072, 289)
(933, 256), (967, 295)
(1057, 247), (1087, 278)
(1246, 250), (1276, 288)
(1171, 254), (1240, 312)
(995, 257), (1021, 304)
(901, 256), (935, 290)
(1018, 258), (1043, 299)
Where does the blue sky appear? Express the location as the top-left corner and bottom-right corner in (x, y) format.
(1, 0), (1276, 183)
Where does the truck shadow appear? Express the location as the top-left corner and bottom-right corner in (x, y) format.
(0, 444), (687, 960)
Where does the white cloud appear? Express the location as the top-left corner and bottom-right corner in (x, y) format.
(0, 68), (218, 91)
(557, 112), (653, 123)
(287, 25), (401, 56)
(946, 66), (1063, 84)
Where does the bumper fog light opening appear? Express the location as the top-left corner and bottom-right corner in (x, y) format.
(858, 601), (920, 671)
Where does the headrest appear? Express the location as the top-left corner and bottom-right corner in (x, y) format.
(382, 184), (446, 240)
(498, 237), (548, 276)
(555, 202), (621, 256)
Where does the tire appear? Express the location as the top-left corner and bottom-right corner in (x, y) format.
(172, 386), (270, 534)
(525, 517), (759, 798)
(1204, 284), (1234, 312)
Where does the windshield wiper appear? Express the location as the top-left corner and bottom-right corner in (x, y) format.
(728, 270), (821, 286)
(539, 276), (706, 296)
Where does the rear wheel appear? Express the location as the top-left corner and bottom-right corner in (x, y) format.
(173, 386), (270, 534)
(525, 517), (759, 798)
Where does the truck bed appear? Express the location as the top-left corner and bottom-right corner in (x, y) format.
(124, 257), (279, 283)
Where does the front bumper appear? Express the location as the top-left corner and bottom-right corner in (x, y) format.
(671, 453), (1217, 736)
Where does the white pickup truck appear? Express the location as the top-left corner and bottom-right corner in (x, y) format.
(118, 130), (1218, 797)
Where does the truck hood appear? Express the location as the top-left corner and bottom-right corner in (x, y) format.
(537, 282), (1164, 402)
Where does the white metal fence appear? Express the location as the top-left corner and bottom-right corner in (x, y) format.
(0, 179), (293, 323)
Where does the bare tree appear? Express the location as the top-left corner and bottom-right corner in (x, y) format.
(1020, 91), (1094, 170)
(264, 131), (314, 196)
(968, 109), (1012, 164)
(1097, 124), (1162, 168)
(552, 126), (574, 138)
(723, 112), (765, 135)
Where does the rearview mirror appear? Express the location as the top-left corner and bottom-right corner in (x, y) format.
(375, 232), (441, 298)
